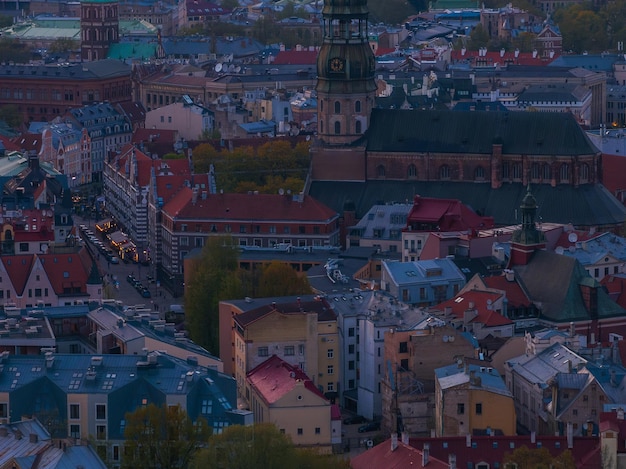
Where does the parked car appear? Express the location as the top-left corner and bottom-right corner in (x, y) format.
(141, 288), (151, 298)
(343, 415), (367, 425)
(109, 256), (120, 264)
(358, 421), (380, 433)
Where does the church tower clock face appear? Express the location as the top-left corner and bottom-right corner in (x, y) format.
(315, 0), (377, 145)
(329, 57), (345, 73)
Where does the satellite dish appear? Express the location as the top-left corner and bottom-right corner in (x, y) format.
(442, 335), (449, 342)
(235, 66), (241, 73)
(305, 135), (311, 141)
(278, 188), (285, 195)
(214, 63), (223, 72)
(568, 246), (576, 253)
(448, 335), (455, 342)
(555, 246), (565, 255)
(228, 64), (235, 72)
(568, 232), (578, 243)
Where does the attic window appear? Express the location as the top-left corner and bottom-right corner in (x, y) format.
(63, 272), (69, 278)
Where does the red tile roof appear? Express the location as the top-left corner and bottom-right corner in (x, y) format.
(553, 229), (601, 249)
(40, 251), (90, 295)
(162, 188), (338, 222)
(408, 434), (600, 469)
(0, 135), (21, 152)
(602, 154), (626, 195)
(406, 195), (494, 232)
(601, 274), (626, 308)
(435, 290), (513, 327)
(12, 133), (41, 153)
(132, 128), (178, 145)
(483, 275), (532, 308)
(351, 440), (448, 469)
(1, 255), (35, 296)
(450, 49), (559, 66)
(246, 355), (326, 405)
(272, 50), (318, 65)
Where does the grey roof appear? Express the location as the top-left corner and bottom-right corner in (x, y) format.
(514, 250), (625, 322)
(517, 84), (590, 104)
(548, 54), (621, 72)
(0, 59), (130, 80)
(507, 342), (587, 388)
(366, 109), (598, 155)
(349, 203), (411, 240)
(383, 258), (465, 287)
(435, 362), (511, 396)
(307, 180), (626, 228)
(559, 232), (626, 266)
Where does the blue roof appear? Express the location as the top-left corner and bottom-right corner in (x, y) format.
(435, 362), (510, 394)
(383, 258), (465, 286)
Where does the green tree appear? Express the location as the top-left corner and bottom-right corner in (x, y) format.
(0, 105), (22, 129)
(49, 37), (79, 54)
(468, 24), (490, 51)
(0, 15), (12, 28)
(122, 404), (211, 469)
(554, 4), (607, 53)
(0, 37), (30, 63)
(191, 423), (350, 469)
(184, 236), (241, 354)
(257, 261), (312, 297)
(192, 142), (219, 174)
(503, 445), (576, 469)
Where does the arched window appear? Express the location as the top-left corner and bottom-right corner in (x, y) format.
(439, 165), (450, 179)
(501, 162), (510, 179)
(356, 120), (362, 134)
(355, 100), (361, 113)
(407, 164), (417, 178)
(580, 163), (590, 183)
(511, 163), (522, 180)
(559, 163), (570, 182)
(320, 120), (323, 133)
(542, 163), (551, 180)
(334, 101), (341, 113)
(320, 100), (323, 112)
(531, 163), (540, 180)
(474, 166), (485, 180)
(334, 121), (341, 134)
(377, 165), (386, 177)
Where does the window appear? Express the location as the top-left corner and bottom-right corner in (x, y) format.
(559, 163), (570, 182)
(474, 166), (485, 180)
(355, 101), (361, 113)
(356, 120), (362, 133)
(96, 425), (106, 440)
(327, 382), (334, 392)
(0, 403), (6, 418)
(348, 360), (355, 370)
(284, 346), (295, 356)
(201, 399), (212, 415)
(543, 163), (551, 180)
(334, 101), (340, 113)
(327, 349), (334, 359)
(96, 404), (106, 420)
(297, 428), (303, 435)
(327, 365), (334, 375)
(258, 347), (269, 357)
(399, 342), (408, 353)
(457, 403), (465, 414)
(315, 427), (321, 434)
(70, 424), (80, 438)
(348, 328), (355, 337)
(348, 344), (355, 354)
(407, 164), (417, 178)
(334, 121), (341, 134)
(439, 165), (450, 179)
(70, 404), (80, 419)
(475, 403), (482, 415)
(377, 165), (385, 177)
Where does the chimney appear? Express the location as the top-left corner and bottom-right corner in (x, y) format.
(391, 433), (398, 451)
(422, 443), (430, 466)
(466, 434), (471, 447)
(567, 422), (573, 449)
(430, 429), (436, 438)
(448, 454), (457, 469)
(569, 322), (575, 337)
(618, 408), (625, 420)
(531, 431), (536, 444)
(401, 432), (409, 445)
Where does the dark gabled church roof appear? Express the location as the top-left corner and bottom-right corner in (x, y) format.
(307, 181), (626, 227)
(365, 109), (598, 156)
(513, 250), (625, 323)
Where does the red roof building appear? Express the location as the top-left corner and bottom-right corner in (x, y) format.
(402, 194), (494, 262)
(433, 289), (514, 339)
(351, 434), (449, 469)
(160, 190), (339, 294)
(246, 355), (337, 453)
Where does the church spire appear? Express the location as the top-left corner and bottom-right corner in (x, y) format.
(509, 185), (546, 266)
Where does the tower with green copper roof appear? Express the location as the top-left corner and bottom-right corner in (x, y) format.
(80, 0), (119, 62)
